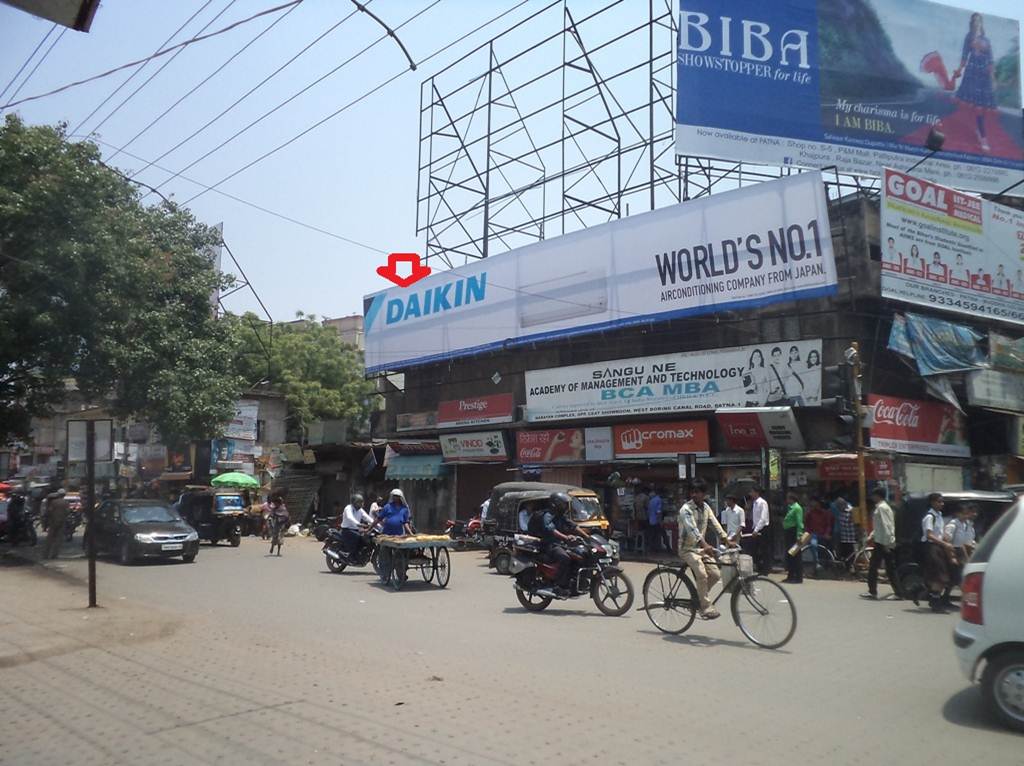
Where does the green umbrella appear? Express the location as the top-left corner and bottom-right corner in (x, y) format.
(211, 471), (259, 489)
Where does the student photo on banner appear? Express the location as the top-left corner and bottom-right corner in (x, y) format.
(949, 253), (971, 287)
(903, 244), (925, 278)
(926, 251), (949, 283)
(744, 348), (771, 406)
(882, 236), (903, 272)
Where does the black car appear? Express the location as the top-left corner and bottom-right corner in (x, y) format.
(92, 499), (199, 564)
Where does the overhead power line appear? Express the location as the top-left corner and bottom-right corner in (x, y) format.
(129, 4), (365, 182)
(0, 23), (57, 104)
(143, 0), (434, 199)
(181, 0), (530, 206)
(69, 0), (217, 136)
(2, 27), (67, 109)
(87, 0), (241, 140)
(1, 1), (305, 110)
(106, 1), (302, 163)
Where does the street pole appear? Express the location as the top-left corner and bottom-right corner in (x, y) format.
(85, 419), (97, 608)
(850, 342), (867, 528)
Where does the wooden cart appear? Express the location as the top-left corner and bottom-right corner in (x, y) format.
(376, 535), (452, 591)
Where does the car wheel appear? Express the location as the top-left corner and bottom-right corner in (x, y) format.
(182, 552), (197, 563)
(982, 650), (1024, 733)
(119, 541), (134, 565)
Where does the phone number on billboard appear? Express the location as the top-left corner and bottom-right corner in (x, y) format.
(927, 294), (1024, 322)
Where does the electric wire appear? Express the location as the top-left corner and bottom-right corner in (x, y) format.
(106, 0), (301, 163)
(68, 0), (217, 136)
(2, 28), (66, 111)
(179, 0), (530, 206)
(0, 23), (56, 103)
(86, 0), (240, 139)
(144, 0), (437, 200)
(130, 4), (365, 183)
(2, 1), (305, 111)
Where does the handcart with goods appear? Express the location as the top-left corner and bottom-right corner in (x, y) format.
(375, 534), (453, 591)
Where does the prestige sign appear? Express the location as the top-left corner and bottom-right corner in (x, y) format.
(526, 340), (822, 422)
(437, 393), (514, 428)
(365, 173), (835, 373)
(868, 394), (969, 458)
(613, 421), (710, 458)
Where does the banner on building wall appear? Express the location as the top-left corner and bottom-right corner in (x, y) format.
(584, 427), (614, 462)
(439, 431), (508, 463)
(396, 411), (438, 432)
(437, 394), (514, 428)
(887, 312), (987, 374)
(868, 394), (969, 457)
(967, 368), (1024, 413)
(365, 173), (835, 373)
(881, 169), (1024, 325)
(818, 457), (894, 481)
(224, 400), (259, 441)
(515, 429), (586, 464)
(675, 0), (1024, 194)
(525, 340), (822, 422)
(715, 407), (806, 450)
(990, 332), (1024, 372)
(612, 421), (710, 458)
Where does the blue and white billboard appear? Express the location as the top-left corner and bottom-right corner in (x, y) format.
(675, 0), (1024, 194)
(364, 172), (836, 373)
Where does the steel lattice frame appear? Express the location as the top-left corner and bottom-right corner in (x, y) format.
(416, 0), (878, 269)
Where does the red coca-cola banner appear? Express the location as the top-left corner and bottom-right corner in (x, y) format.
(437, 393), (514, 428)
(516, 429), (586, 464)
(868, 394), (969, 458)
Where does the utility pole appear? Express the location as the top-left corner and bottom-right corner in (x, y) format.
(848, 342), (867, 528)
(85, 419), (97, 608)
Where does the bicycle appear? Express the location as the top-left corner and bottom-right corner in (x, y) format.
(800, 538), (872, 581)
(641, 548), (797, 649)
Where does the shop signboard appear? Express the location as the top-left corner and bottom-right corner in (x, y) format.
(225, 400), (259, 441)
(515, 429), (586, 464)
(612, 421), (710, 459)
(675, 0), (1024, 195)
(818, 458), (894, 481)
(715, 407), (805, 450)
(967, 368), (1024, 413)
(439, 431), (508, 463)
(437, 393), (515, 429)
(387, 440), (441, 456)
(396, 411), (438, 432)
(584, 427), (614, 462)
(66, 419), (113, 463)
(365, 173), (835, 373)
(525, 340), (822, 422)
(881, 169), (1024, 325)
(868, 394), (969, 458)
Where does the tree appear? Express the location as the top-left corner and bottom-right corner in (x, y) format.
(0, 116), (242, 445)
(229, 312), (375, 436)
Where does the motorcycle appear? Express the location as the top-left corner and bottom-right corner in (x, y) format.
(322, 527), (379, 574)
(64, 509), (83, 542)
(509, 533), (634, 616)
(445, 515), (483, 548)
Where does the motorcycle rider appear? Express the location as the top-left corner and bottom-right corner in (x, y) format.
(679, 480), (734, 620)
(530, 492), (588, 598)
(340, 493), (373, 556)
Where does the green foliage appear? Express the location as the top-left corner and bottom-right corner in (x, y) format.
(0, 116), (243, 444)
(994, 41), (1021, 109)
(229, 312), (374, 435)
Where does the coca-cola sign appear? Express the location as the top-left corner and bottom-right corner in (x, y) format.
(868, 394), (969, 458)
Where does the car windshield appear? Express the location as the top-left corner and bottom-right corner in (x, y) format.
(215, 495), (245, 513)
(571, 496), (604, 522)
(123, 506), (181, 524)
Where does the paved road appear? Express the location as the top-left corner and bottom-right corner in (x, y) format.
(1, 534), (1019, 765)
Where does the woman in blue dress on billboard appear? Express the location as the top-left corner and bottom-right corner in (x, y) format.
(954, 13), (997, 153)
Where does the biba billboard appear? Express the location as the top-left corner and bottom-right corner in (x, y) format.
(364, 173), (835, 373)
(675, 0), (1024, 194)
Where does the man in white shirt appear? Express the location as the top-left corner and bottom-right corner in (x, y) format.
(862, 489), (897, 600)
(920, 492), (956, 612)
(341, 493), (373, 555)
(749, 485), (772, 575)
(943, 504), (977, 583)
(720, 495), (745, 545)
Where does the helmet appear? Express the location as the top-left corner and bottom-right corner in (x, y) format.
(350, 493), (364, 506)
(549, 492), (571, 516)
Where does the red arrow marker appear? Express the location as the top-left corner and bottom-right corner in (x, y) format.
(377, 252), (432, 287)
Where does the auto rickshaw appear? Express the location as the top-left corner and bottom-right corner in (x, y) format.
(175, 486), (246, 546)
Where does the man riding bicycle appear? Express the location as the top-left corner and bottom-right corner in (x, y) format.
(679, 480), (735, 620)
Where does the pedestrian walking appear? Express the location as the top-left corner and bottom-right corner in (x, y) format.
(862, 489), (897, 600)
(646, 487), (670, 553)
(782, 492), (804, 583)
(749, 485), (772, 575)
(43, 489), (68, 559)
(920, 493), (956, 612)
(720, 494), (745, 545)
(832, 494), (858, 566)
(944, 503), (977, 585)
(804, 497), (832, 575)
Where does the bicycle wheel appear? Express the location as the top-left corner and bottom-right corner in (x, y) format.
(433, 547), (451, 588)
(642, 567), (697, 635)
(731, 577), (797, 649)
(853, 547), (872, 582)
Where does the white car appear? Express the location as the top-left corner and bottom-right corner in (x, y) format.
(953, 498), (1024, 732)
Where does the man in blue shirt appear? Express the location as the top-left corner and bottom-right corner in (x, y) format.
(646, 488), (670, 553)
(376, 489), (413, 536)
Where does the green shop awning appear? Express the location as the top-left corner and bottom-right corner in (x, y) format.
(386, 455), (448, 480)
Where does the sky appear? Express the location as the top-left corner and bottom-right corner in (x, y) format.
(1, 0), (1022, 324)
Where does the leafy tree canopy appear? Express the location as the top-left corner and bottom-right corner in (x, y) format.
(0, 116), (242, 445)
(229, 312), (374, 435)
